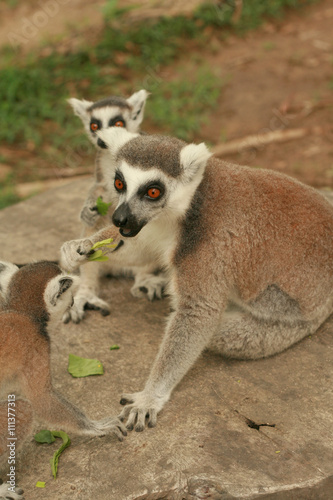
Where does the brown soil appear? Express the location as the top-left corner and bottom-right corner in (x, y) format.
(1, 0), (333, 195)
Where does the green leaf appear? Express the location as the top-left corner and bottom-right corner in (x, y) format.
(88, 238), (117, 262)
(110, 344), (120, 350)
(88, 253), (110, 262)
(50, 431), (71, 480)
(68, 353), (104, 378)
(34, 430), (71, 480)
(96, 196), (112, 216)
(87, 249), (109, 262)
(34, 430), (56, 444)
(91, 238), (114, 250)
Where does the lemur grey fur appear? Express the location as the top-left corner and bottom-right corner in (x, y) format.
(60, 127), (333, 432)
(66, 90), (168, 323)
(0, 260), (126, 485)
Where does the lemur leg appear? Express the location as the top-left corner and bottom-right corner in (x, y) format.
(208, 309), (323, 360)
(19, 349), (126, 440)
(119, 301), (221, 431)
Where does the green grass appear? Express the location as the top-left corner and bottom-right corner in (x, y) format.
(0, 176), (20, 209)
(195, 0), (318, 32)
(149, 70), (224, 141)
(4, 0), (18, 8)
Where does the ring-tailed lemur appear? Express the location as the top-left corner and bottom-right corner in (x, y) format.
(68, 89), (149, 227)
(0, 260), (126, 473)
(61, 127), (333, 432)
(66, 90), (168, 323)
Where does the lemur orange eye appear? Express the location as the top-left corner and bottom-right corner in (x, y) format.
(115, 120), (124, 127)
(90, 122), (99, 132)
(115, 178), (124, 191)
(147, 187), (161, 199)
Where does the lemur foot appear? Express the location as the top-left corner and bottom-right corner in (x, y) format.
(60, 238), (94, 273)
(119, 391), (168, 432)
(131, 273), (168, 301)
(63, 290), (110, 324)
(86, 417), (127, 440)
(0, 483), (24, 500)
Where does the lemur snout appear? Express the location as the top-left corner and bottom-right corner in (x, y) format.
(112, 204), (128, 228)
(97, 138), (107, 149)
(112, 204), (145, 237)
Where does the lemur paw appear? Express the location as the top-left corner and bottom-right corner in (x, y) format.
(118, 391), (168, 432)
(88, 417), (127, 441)
(60, 238), (93, 272)
(131, 273), (168, 301)
(63, 291), (110, 324)
(0, 482), (24, 500)
(80, 205), (100, 227)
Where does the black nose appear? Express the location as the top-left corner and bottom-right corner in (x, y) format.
(97, 138), (107, 149)
(112, 204), (128, 227)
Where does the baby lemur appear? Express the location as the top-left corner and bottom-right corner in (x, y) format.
(0, 260), (126, 476)
(66, 89), (168, 323)
(61, 127), (333, 432)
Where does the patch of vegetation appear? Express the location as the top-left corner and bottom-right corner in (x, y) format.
(0, 177), (20, 209)
(149, 70), (224, 141)
(195, 0), (318, 32)
(4, 0), (18, 8)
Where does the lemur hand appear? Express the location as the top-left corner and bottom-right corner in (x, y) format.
(80, 202), (100, 227)
(60, 238), (94, 273)
(63, 286), (110, 324)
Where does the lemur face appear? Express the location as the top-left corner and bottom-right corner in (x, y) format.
(112, 162), (171, 237)
(68, 89), (149, 149)
(96, 129), (212, 238)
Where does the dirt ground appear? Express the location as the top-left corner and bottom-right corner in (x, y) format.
(0, 0), (333, 193)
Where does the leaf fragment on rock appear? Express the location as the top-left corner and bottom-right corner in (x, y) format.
(68, 353), (104, 378)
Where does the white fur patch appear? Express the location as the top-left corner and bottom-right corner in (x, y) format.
(0, 261), (18, 298)
(67, 98), (93, 119)
(180, 142), (212, 181)
(97, 128), (139, 158)
(126, 89), (149, 126)
(117, 162), (166, 201)
(44, 274), (80, 321)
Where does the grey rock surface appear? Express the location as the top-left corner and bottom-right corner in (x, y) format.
(0, 179), (332, 499)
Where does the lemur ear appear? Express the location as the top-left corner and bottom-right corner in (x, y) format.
(45, 275), (79, 307)
(126, 89), (150, 126)
(67, 98), (93, 121)
(180, 143), (212, 182)
(0, 261), (19, 297)
(96, 127), (138, 156)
